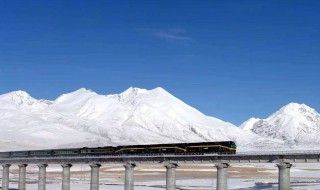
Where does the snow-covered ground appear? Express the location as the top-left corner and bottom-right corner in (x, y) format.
(7, 184), (162, 190)
(5, 178), (320, 190)
(3, 164), (320, 190)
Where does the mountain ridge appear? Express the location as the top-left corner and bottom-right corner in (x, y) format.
(0, 87), (268, 151)
(1, 87), (318, 152)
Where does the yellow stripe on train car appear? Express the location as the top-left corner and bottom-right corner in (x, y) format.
(188, 145), (236, 151)
(149, 147), (187, 152)
(115, 146), (187, 153)
(114, 147), (147, 153)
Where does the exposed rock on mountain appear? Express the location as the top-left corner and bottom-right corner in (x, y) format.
(240, 103), (320, 146)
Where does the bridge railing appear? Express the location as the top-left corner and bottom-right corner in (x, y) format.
(237, 150), (320, 156)
(1, 150), (320, 162)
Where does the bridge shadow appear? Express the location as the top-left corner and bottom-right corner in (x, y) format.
(236, 182), (277, 190)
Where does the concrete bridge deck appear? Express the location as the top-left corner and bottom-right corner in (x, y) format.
(1, 150), (320, 164)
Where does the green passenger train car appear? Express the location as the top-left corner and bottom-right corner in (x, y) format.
(113, 141), (236, 155)
(0, 141), (236, 158)
(80, 147), (114, 154)
(10, 151), (29, 157)
(29, 150), (52, 157)
(0, 152), (10, 158)
(186, 141), (236, 154)
(114, 143), (188, 154)
(53, 149), (80, 156)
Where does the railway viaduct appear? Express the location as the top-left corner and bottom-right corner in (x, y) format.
(1, 151), (320, 190)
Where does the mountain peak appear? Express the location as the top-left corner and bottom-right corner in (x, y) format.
(283, 102), (305, 108)
(121, 87), (170, 94)
(54, 88), (97, 104)
(149, 87), (171, 95)
(7, 90), (31, 98)
(243, 102), (320, 145)
(239, 117), (261, 131)
(70, 88), (95, 95)
(282, 102), (308, 109)
(121, 87), (148, 96)
(276, 102), (314, 116)
(0, 90), (37, 106)
(116, 87), (173, 103)
(77, 87), (92, 92)
(116, 87), (148, 102)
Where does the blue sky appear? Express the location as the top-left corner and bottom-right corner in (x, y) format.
(1, 0), (319, 125)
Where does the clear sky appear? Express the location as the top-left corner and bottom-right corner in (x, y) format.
(1, 0), (319, 125)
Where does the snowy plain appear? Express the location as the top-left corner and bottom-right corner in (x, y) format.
(2, 164), (320, 190)
(5, 178), (320, 190)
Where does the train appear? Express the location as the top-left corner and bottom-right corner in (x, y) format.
(0, 141), (236, 158)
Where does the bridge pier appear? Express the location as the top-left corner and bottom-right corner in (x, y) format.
(124, 163), (136, 190)
(18, 164), (28, 190)
(277, 163), (292, 190)
(38, 163), (48, 190)
(164, 163), (178, 190)
(90, 163), (101, 190)
(215, 163), (229, 190)
(62, 164), (72, 190)
(2, 164), (11, 190)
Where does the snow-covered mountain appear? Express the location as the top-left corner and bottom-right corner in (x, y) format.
(239, 117), (260, 131)
(0, 87), (273, 151)
(240, 103), (320, 146)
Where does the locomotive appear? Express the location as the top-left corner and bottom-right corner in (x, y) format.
(0, 141), (236, 158)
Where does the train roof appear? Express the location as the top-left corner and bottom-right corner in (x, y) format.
(0, 141), (236, 153)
